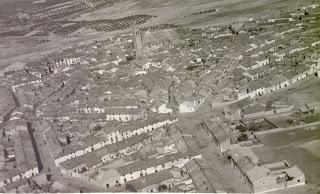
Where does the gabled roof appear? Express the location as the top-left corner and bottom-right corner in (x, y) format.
(116, 152), (185, 175)
(126, 169), (174, 191)
(202, 120), (229, 144)
(246, 166), (270, 183)
(185, 158), (219, 193)
(285, 166), (305, 178)
(226, 147), (260, 165)
(236, 156), (256, 174)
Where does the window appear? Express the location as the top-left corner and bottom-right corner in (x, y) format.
(106, 184), (109, 188)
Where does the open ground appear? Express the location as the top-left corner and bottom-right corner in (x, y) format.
(0, 0), (315, 72)
(253, 127), (320, 193)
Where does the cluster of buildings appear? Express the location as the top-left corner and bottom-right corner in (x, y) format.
(200, 104), (308, 193)
(50, 116), (210, 192)
(1, 2), (320, 193)
(229, 6), (320, 100)
(0, 24), (229, 191)
(0, 123), (41, 191)
(227, 148), (305, 193)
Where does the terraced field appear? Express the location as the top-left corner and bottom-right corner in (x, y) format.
(89, 15), (155, 32)
(0, 14), (155, 38)
(77, 0), (313, 27)
(0, 0), (133, 37)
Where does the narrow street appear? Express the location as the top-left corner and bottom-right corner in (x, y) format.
(32, 122), (59, 177)
(200, 143), (251, 193)
(0, 89), (20, 128)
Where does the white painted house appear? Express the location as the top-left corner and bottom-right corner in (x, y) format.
(0, 167), (40, 188)
(54, 117), (179, 166)
(158, 104), (173, 114)
(179, 101), (195, 113)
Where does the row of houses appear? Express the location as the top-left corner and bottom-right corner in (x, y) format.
(238, 62), (320, 99)
(125, 169), (177, 192)
(61, 151), (201, 190)
(241, 37), (319, 73)
(0, 124), (41, 189)
(60, 152), (201, 191)
(60, 134), (176, 173)
(239, 26), (320, 70)
(59, 135), (142, 172)
(0, 167), (40, 189)
(48, 56), (82, 74)
(42, 108), (145, 123)
(54, 116), (178, 165)
(11, 78), (44, 92)
(114, 152), (201, 187)
(75, 99), (140, 110)
(71, 109), (145, 122)
(239, 58), (270, 71)
(57, 122), (205, 192)
(76, 105), (139, 114)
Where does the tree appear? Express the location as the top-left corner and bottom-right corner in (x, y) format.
(66, 136), (71, 145)
(237, 133), (249, 141)
(93, 125), (102, 132)
(158, 185), (168, 191)
(236, 125), (247, 132)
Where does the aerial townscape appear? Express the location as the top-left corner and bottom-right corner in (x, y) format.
(0, 0), (320, 193)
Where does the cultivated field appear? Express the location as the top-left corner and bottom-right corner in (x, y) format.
(0, 0), (315, 72)
(299, 139), (320, 159)
(76, 0), (313, 27)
